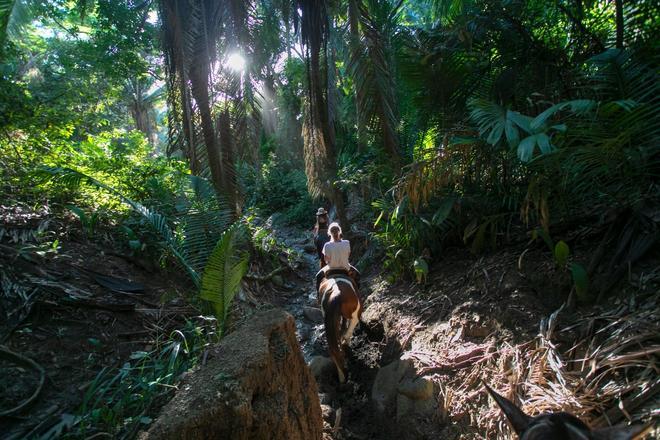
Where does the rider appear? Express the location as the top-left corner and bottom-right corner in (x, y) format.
(316, 222), (360, 292)
(313, 207), (330, 266)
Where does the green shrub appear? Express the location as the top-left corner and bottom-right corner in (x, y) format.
(241, 152), (315, 226)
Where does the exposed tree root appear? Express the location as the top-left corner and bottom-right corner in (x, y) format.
(0, 346), (46, 417)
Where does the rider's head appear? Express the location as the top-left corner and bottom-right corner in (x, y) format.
(328, 222), (342, 241)
(316, 207), (328, 225)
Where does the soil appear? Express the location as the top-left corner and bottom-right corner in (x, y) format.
(0, 206), (195, 439)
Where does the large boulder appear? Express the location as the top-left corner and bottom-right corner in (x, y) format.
(141, 309), (323, 440)
(372, 358), (439, 438)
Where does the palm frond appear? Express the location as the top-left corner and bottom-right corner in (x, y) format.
(0, 0), (31, 50)
(348, 0), (402, 167)
(199, 223), (248, 332)
(41, 167), (196, 280)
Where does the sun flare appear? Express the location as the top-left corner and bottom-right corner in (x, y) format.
(225, 53), (246, 72)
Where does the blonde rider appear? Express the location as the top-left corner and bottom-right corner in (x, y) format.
(323, 222), (351, 271)
(316, 222), (360, 292)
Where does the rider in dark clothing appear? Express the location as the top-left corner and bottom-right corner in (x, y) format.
(313, 207), (330, 266)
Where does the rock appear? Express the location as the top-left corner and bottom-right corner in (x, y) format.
(309, 356), (336, 383)
(371, 359), (414, 413)
(320, 404), (335, 422)
(396, 394), (437, 421)
(397, 376), (435, 401)
(303, 306), (323, 323)
(396, 376), (437, 421)
(141, 309), (322, 440)
(372, 360), (439, 437)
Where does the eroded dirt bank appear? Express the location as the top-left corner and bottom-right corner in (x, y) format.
(141, 309), (322, 440)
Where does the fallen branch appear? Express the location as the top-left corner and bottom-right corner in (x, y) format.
(0, 346), (46, 417)
(244, 266), (286, 282)
(59, 297), (136, 312)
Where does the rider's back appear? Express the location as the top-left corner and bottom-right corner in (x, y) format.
(323, 239), (351, 271)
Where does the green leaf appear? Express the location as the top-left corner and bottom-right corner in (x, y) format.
(67, 205), (88, 225)
(508, 111), (532, 133)
(504, 118), (520, 147)
(530, 99), (597, 131)
(374, 210), (384, 227)
(554, 241), (570, 267)
(392, 197), (408, 221)
(199, 224), (248, 331)
(486, 123), (504, 145)
(536, 133), (554, 155)
(570, 263), (589, 302)
(431, 198), (454, 225)
(517, 135), (537, 162)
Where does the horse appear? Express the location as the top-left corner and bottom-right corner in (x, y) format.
(485, 384), (650, 440)
(318, 270), (361, 383)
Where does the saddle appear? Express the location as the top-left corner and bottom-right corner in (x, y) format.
(316, 267), (360, 296)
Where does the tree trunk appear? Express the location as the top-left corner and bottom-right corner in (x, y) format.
(189, 46), (235, 214)
(615, 0), (624, 49)
(218, 107), (239, 215)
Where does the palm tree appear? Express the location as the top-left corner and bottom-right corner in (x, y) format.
(125, 76), (162, 146)
(347, 0), (403, 169)
(159, 0), (243, 215)
(279, 0), (344, 225)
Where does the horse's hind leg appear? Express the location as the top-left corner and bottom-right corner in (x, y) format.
(342, 304), (360, 346)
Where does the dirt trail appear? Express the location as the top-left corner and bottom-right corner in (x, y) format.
(267, 224), (390, 440)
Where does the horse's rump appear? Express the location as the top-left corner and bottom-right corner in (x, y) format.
(318, 276), (361, 383)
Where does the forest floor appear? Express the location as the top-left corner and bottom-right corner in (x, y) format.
(0, 204), (197, 439)
(1, 206), (658, 439)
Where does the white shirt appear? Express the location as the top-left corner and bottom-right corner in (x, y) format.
(322, 240), (351, 271)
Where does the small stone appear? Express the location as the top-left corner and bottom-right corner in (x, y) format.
(303, 306), (324, 323)
(309, 356), (336, 382)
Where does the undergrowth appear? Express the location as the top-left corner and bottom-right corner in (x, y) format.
(45, 318), (218, 439)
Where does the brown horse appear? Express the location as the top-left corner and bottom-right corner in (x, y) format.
(318, 271), (361, 383)
(485, 384), (651, 440)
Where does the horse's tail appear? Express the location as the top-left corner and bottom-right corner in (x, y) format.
(323, 293), (346, 383)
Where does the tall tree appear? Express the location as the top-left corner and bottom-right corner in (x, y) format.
(159, 0), (241, 214)
(295, 0), (348, 227)
(348, 0), (402, 169)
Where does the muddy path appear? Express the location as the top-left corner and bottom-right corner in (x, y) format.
(266, 225), (395, 440)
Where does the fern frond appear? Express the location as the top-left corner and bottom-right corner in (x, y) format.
(199, 224), (248, 331)
(39, 166), (201, 285)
